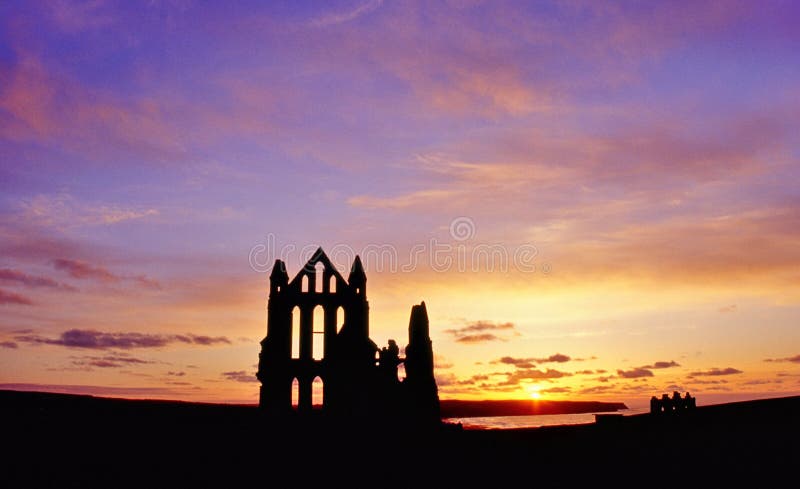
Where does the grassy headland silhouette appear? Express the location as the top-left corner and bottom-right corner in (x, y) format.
(3, 389), (798, 486)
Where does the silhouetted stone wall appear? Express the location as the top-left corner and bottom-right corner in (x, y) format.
(257, 248), (440, 424)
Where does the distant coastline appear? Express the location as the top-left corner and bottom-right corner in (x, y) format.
(440, 399), (627, 418)
(0, 388), (626, 418)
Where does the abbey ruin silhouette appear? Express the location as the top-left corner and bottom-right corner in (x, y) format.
(256, 248), (440, 423)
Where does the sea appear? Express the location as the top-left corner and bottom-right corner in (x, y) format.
(444, 406), (650, 429)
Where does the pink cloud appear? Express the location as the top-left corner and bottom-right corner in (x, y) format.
(0, 53), (185, 158)
(0, 288), (34, 306)
(52, 258), (119, 282)
(15, 328), (230, 349)
(0, 220), (90, 263)
(0, 52), (279, 164)
(49, 258), (161, 290)
(0, 268), (73, 290)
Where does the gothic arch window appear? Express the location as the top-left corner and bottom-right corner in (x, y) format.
(315, 262), (324, 293)
(291, 306), (300, 359)
(329, 275), (336, 293)
(336, 306), (344, 333)
(312, 305), (324, 360)
(301, 274), (309, 293)
(291, 378), (300, 409)
(312, 376), (323, 408)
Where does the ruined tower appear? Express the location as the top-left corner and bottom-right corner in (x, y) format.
(256, 248), (440, 422)
(403, 302), (441, 422)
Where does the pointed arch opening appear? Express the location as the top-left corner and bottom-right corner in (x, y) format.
(301, 274), (309, 293)
(329, 275), (337, 294)
(291, 306), (300, 359)
(312, 376), (323, 409)
(312, 305), (324, 360)
(315, 262), (324, 293)
(336, 306), (344, 333)
(291, 378), (300, 409)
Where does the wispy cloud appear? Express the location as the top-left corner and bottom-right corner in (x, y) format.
(764, 355), (800, 364)
(52, 259), (118, 282)
(617, 368), (654, 379)
(0, 53), (186, 159)
(504, 368), (571, 383)
(685, 379), (728, 386)
(493, 353), (572, 369)
(221, 370), (258, 383)
(51, 259), (160, 289)
(641, 361), (680, 369)
(15, 329), (230, 350)
(0, 289), (34, 306)
(438, 366), (574, 394)
(444, 320), (516, 343)
(347, 189), (457, 210)
(688, 367), (743, 377)
(613, 361), (680, 380)
(0, 51), (277, 165)
(453, 333), (504, 344)
(69, 353), (155, 369)
(578, 385), (616, 395)
(0, 268), (75, 290)
(541, 386), (572, 394)
(20, 194), (159, 228)
(309, 0), (383, 27)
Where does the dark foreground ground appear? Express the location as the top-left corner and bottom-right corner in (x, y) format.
(3, 390), (798, 488)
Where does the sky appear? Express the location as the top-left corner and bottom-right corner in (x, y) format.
(1, 0), (799, 407)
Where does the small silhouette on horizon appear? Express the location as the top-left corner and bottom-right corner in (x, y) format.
(650, 391), (696, 415)
(256, 248), (440, 424)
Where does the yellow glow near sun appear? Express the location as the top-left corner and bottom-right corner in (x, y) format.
(529, 386), (542, 400)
